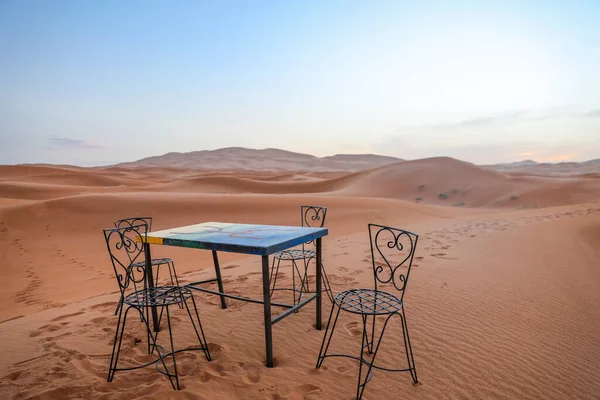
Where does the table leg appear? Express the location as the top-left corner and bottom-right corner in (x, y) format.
(261, 255), (274, 367)
(144, 243), (160, 332)
(316, 238), (322, 330)
(212, 250), (227, 309)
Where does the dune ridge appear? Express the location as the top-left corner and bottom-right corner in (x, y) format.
(2, 156), (599, 208)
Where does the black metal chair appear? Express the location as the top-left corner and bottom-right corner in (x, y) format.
(269, 205), (333, 305)
(316, 224), (419, 400)
(104, 222), (211, 390)
(113, 217), (181, 315)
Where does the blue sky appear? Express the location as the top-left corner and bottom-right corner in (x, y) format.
(1, 0), (599, 166)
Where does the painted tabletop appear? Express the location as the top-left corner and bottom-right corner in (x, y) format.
(145, 222), (328, 255)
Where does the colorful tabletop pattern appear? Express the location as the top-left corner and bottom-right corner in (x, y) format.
(145, 222), (328, 255)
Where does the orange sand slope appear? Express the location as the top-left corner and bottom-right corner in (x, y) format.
(0, 159), (599, 399)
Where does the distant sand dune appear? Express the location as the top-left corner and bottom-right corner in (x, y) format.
(3, 157), (598, 209)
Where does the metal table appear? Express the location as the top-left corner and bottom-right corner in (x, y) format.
(142, 221), (328, 367)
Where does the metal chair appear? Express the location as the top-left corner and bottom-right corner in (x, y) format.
(113, 217), (181, 315)
(269, 206), (333, 305)
(104, 222), (211, 390)
(316, 224), (419, 400)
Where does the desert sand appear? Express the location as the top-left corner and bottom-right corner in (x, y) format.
(1, 155), (599, 399)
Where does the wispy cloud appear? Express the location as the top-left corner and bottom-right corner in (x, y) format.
(47, 136), (106, 150)
(447, 111), (531, 128)
(440, 109), (563, 129)
(392, 109), (565, 137)
(375, 107), (600, 164)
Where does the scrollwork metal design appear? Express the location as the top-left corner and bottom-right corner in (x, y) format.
(104, 223), (149, 291)
(301, 205), (327, 246)
(114, 216), (153, 231)
(369, 224), (418, 298)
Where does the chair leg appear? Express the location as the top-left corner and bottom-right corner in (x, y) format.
(165, 306), (180, 390)
(108, 303), (173, 388)
(299, 257), (333, 303)
(301, 257), (310, 293)
(167, 261), (184, 309)
(401, 308), (418, 384)
(109, 305), (166, 383)
(319, 261), (334, 302)
(356, 313), (396, 400)
(291, 259), (298, 305)
(293, 259), (308, 298)
(138, 307), (174, 390)
(269, 257), (282, 297)
(154, 263), (161, 287)
(149, 305), (166, 354)
(316, 303), (341, 369)
(114, 292), (124, 316)
(170, 261), (181, 286)
(146, 306), (151, 354)
(369, 314), (376, 354)
(108, 303), (126, 382)
(185, 295), (212, 361)
(356, 315), (370, 400)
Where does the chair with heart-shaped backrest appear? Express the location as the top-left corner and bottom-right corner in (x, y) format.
(103, 222), (211, 390)
(113, 217), (181, 314)
(315, 223), (419, 400)
(268, 205), (333, 305)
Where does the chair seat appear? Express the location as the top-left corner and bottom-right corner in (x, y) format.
(274, 249), (316, 260)
(334, 288), (403, 315)
(132, 257), (174, 268)
(123, 286), (191, 307)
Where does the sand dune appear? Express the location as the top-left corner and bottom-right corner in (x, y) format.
(3, 157), (598, 209)
(486, 158), (600, 175)
(117, 147), (402, 171)
(1, 157), (599, 399)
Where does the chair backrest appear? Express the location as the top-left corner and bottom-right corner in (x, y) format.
(103, 222), (149, 292)
(114, 217), (153, 231)
(368, 224), (419, 301)
(301, 206), (327, 247)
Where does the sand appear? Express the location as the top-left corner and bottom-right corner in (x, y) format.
(0, 156), (599, 399)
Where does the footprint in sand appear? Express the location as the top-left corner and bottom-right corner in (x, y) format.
(289, 384), (322, 397)
(235, 362), (261, 384)
(51, 311), (84, 322)
(328, 275), (356, 284)
(204, 363), (227, 378)
(336, 365), (353, 374)
(266, 384), (322, 400)
(431, 253), (458, 260)
(344, 321), (362, 337)
(206, 342), (226, 359)
(88, 302), (117, 311)
(30, 324), (63, 337)
(89, 316), (109, 324)
(223, 264), (239, 270)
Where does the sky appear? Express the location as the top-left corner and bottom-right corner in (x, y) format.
(1, 0), (599, 166)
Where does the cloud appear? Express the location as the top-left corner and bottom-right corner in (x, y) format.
(443, 109), (563, 129)
(447, 111), (530, 128)
(375, 107), (600, 164)
(47, 136), (106, 150)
